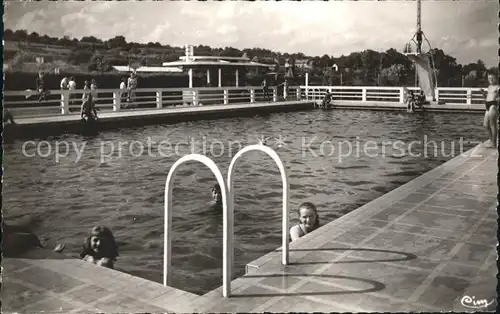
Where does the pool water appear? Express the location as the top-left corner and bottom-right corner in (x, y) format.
(3, 109), (484, 295)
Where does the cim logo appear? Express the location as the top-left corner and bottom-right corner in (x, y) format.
(460, 295), (495, 309)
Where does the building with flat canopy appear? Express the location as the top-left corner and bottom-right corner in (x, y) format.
(161, 45), (275, 87)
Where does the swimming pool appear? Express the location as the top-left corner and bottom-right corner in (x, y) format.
(3, 109), (484, 295)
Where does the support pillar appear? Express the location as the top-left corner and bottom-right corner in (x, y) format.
(235, 69), (239, 87)
(305, 72), (309, 99)
(188, 68), (193, 88)
(218, 68), (222, 87)
(207, 69), (211, 86)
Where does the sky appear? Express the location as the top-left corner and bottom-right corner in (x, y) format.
(3, 0), (498, 67)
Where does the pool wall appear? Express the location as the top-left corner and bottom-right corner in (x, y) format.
(5, 100), (313, 139)
(4, 99), (486, 140)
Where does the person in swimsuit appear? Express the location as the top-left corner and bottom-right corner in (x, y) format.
(322, 91), (334, 109)
(79, 226), (119, 269)
(290, 202), (320, 242)
(480, 74), (499, 148)
(211, 184), (223, 208)
(80, 93), (98, 121)
(262, 78), (270, 101)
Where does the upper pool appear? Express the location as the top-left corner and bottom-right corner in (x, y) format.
(3, 109), (484, 295)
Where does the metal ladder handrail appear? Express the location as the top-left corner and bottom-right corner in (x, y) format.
(227, 144), (290, 268)
(164, 145), (289, 298)
(164, 154), (233, 297)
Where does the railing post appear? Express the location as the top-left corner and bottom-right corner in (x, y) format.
(296, 88), (301, 100)
(224, 89), (229, 105)
(399, 87), (405, 103)
(272, 88), (277, 102)
(192, 90), (198, 106)
(250, 89), (255, 103)
(60, 91), (70, 115)
(156, 91), (163, 109)
(435, 88), (440, 103)
(113, 91), (121, 111)
(362, 88), (367, 102)
(466, 88), (472, 105)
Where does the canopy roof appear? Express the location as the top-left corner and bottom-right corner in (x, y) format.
(162, 59), (274, 68)
(112, 66), (183, 73)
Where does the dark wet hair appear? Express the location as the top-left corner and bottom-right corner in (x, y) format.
(298, 202), (320, 229)
(212, 184), (221, 193)
(79, 226), (119, 260)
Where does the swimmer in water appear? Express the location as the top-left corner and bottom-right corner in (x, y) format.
(480, 73), (499, 148)
(289, 202), (320, 242)
(80, 93), (98, 121)
(79, 226), (119, 269)
(211, 184), (223, 208)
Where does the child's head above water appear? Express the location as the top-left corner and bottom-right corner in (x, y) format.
(298, 202), (319, 232)
(211, 184), (222, 205)
(80, 226), (119, 260)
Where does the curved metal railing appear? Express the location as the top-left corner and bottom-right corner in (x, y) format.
(164, 154), (233, 297)
(164, 144), (289, 298)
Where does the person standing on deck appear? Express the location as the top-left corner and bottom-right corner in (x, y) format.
(82, 80), (90, 101)
(68, 76), (76, 108)
(119, 77), (127, 104)
(36, 72), (49, 102)
(127, 72), (138, 104)
(60, 77), (69, 90)
(90, 79), (98, 104)
(261, 77), (270, 102)
(480, 73), (500, 148)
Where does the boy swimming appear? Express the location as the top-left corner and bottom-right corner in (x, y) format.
(480, 74), (499, 148)
(211, 184), (223, 208)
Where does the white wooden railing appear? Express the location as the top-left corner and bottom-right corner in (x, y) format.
(301, 86), (487, 105)
(3, 85), (303, 118)
(3, 85), (487, 118)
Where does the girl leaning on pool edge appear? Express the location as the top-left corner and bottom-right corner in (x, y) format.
(290, 202), (320, 242)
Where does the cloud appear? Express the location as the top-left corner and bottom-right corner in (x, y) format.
(146, 23), (172, 43)
(3, 1), (498, 67)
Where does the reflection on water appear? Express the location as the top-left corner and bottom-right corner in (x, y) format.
(3, 109), (483, 294)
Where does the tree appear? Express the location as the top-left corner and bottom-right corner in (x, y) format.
(107, 35), (127, 48)
(4, 29), (14, 40)
(430, 48), (462, 87)
(380, 64), (406, 86)
(221, 46), (242, 57)
(81, 36), (102, 44)
(27, 32), (40, 43)
(58, 35), (72, 47)
(88, 53), (111, 72)
(318, 54), (331, 68)
(464, 70), (478, 87)
(13, 29), (28, 41)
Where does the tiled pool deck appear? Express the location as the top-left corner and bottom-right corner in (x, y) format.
(2, 143), (497, 313)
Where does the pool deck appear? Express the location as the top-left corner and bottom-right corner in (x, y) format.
(2, 143), (498, 313)
(4, 100), (313, 139)
(332, 100), (485, 113)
